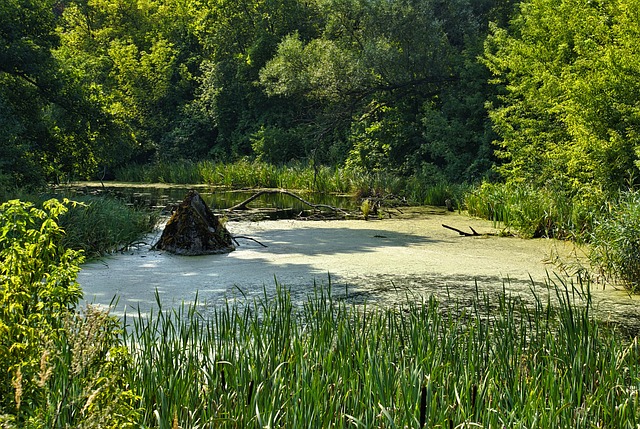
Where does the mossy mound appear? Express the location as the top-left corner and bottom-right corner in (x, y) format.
(153, 190), (235, 255)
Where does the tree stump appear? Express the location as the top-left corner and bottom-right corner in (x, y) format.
(153, 190), (235, 255)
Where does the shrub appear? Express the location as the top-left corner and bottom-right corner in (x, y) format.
(0, 199), (84, 420)
(590, 192), (640, 290)
(0, 199), (140, 427)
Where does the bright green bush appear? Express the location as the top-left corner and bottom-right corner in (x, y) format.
(0, 199), (140, 427)
(0, 199), (84, 421)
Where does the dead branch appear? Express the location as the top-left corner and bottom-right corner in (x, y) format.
(228, 189), (347, 214)
(233, 235), (268, 247)
(442, 224), (481, 237)
(228, 190), (269, 210)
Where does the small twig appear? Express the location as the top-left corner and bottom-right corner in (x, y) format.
(118, 241), (150, 252)
(232, 236), (268, 247)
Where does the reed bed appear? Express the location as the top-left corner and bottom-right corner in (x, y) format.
(57, 195), (158, 256)
(465, 183), (600, 239)
(0, 192), (158, 256)
(122, 280), (640, 428)
(114, 160), (469, 206)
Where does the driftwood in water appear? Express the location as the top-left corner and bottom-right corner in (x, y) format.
(153, 190), (235, 255)
(228, 189), (346, 214)
(442, 224), (481, 237)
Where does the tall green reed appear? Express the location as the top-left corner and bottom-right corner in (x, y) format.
(58, 195), (158, 256)
(0, 192), (158, 256)
(465, 182), (600, 239)
(590, 191), (640, 290)
(114, 160), (470, 206)
(122, 278), (640, 428)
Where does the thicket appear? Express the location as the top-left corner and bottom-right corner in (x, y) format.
(0, 199), (139, 427)
(473, 0), (640, 288)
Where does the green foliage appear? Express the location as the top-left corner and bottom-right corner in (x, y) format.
(121, 281), (640, 427)
(258, 0), (499, 177)
(0, 199), (83, 419)
(484, 0), (640, 195)
(590, 192), (640, 290)
(251, 126), (307, 163)
(0, 0), (108, 187)
(465, 182), (601, 239)
(59, 196), (158, 257)
(3, 0), (512, 185)
(0, 199), (141, 427)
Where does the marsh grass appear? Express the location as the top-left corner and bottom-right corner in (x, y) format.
(114, 160), (469, 206)
(590, 191), (640, 290)
(120, 280), (640, 428)
(465, 183), (600, 239)
(2, 192), (159, 256)
(58, 196), (159, 256)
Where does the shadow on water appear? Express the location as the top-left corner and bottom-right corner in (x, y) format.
(81, 225), (445, 315)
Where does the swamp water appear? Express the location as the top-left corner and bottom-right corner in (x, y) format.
(71, 183), (640, 332)
(64, 182), (358, 215)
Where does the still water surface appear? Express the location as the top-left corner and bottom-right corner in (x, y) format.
(63, 182), (358, 214)
(71, 184), (640, 334)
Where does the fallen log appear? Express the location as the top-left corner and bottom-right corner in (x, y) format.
(228, 189), (347, 214)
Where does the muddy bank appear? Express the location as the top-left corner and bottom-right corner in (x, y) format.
(78, 210), (640, 327)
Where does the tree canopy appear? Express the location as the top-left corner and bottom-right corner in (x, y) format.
(485, 0), (640, 197)
(2, 0), (640, 195)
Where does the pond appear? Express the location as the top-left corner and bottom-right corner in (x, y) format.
(73, 188), (640, 334)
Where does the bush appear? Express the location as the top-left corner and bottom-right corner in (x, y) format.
(0, 199), (83, 420)
(0, 199), (140, 427)
(590, 192), (640, 290)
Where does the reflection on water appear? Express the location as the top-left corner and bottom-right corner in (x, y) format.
(62, 183), (358, 214)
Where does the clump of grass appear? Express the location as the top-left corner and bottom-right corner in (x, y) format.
(0, 192), (158, 256)
(465, 182), (600, 239)
(121, 279), (640, 428)
(404, 179), (471, 208)
(361, 198), (372, 219)
(590, 191), (640, 290)
(58, 195), (158, 256)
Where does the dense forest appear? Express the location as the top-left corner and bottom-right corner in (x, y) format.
(4, 0), (640, 197)
(0, 0), (514, 188)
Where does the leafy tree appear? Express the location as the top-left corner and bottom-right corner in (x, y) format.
(56, 0), (205, 166)
(192, 0), (320, 160)
(484, 0), (640, 195)
(0, 0), (105, 186)
(260, 0), (500, 179)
